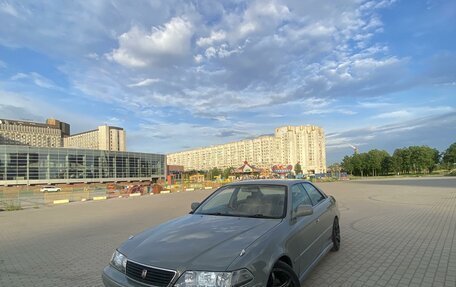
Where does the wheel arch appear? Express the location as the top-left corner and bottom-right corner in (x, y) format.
(276, 255), (293, 268)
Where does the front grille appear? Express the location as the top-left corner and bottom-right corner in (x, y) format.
(126, 260), (176, 287)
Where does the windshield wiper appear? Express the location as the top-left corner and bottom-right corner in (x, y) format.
(200, 212), (236, 217)
(246, 214), (276, 219)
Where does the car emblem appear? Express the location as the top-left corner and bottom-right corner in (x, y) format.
(141, 269), (148, 279)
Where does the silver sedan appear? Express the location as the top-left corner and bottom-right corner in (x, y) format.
(102, 180), (341, 287)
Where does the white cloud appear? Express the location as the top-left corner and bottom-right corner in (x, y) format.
(109, 17), (193, 68)
(10, 72), (58, 89)
(196, 30), (226, 47)
(0, 90), (100, 132)
(373, 110), (411, 119)
(372, 106), (455, 120)
(128, 78), (161, 88)
(0, 2), (19, 17)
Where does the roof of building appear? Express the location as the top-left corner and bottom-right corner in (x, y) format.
(0, 119), (59, 129)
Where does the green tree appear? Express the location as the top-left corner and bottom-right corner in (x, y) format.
(381, 155), (393, 175)
(206, 167), (222, 180)
(294, 162), (303, 175)
(367, 149), (389, 176)
(408, 146), (439, 173)
(443, 142), (456, 170)
(222, 167), (234, 179)
(341, 155), (353, 175)
(392, 148), (412, 174)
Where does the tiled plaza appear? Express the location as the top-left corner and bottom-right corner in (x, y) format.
(0, 177), (455, 286)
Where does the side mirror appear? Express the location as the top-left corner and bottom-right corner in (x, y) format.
(294, 204), (313, 218)
(191, 202), (200, 211)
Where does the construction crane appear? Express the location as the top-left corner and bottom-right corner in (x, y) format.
(348, 144), (359, 154)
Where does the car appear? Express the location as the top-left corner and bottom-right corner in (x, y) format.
(102, 180), (341, 287)
(39, 185), (61, 192)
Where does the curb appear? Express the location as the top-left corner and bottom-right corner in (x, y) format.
(53, 199), (69, 204)
(93, 196), (107, 201)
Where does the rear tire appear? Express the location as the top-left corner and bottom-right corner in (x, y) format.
(267, 261), (300, 287)
(331, 217), (341, 251)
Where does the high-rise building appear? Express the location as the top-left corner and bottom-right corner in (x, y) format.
(63, 125), (126, 151)
(167, 125), (326, 174)
(0, 118), (70, 148)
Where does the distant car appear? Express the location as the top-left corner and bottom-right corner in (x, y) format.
(102, 180), (340, 287)
(40, 185), (61, 192)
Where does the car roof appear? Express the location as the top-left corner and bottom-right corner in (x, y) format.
(224, 179), (311, 187)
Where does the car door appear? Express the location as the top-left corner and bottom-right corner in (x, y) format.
(286, 183), (322, 277)
(301, 182), (333, 254)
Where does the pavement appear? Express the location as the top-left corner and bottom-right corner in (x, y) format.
(0, 177), (455, 287)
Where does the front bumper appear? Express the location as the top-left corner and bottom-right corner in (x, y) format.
(102, 265), (264, 287)
(102, 265), (133, 287)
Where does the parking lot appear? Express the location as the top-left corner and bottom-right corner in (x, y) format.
(0, 177), (455, 287)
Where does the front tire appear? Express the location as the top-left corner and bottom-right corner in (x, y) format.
(331, 217), (341, 251)
(267, 261), (300, 287)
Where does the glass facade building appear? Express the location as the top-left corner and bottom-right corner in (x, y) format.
(0, 145), (165, 185)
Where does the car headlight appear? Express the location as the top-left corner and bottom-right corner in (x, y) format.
(110, 250), (127, 273)
(174, 269), (253, 287)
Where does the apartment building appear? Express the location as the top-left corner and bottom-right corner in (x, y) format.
(0, 118), (69, 148)
(167, 125), (326, 174)
(64, 125), (126, 151)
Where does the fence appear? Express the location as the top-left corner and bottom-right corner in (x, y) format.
(0, 185), (108, 211)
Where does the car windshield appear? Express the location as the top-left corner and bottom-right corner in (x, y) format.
(194, 184), (287, 219)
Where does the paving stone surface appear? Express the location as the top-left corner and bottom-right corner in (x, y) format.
(0, 177), (455, 287)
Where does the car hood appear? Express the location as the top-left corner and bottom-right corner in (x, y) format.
(119, 214), (281, 271)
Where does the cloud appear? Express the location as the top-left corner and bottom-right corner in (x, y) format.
(0, 91), (95, 129)
(10, 72), (58, 89)
(0, 2), (19, 17)
(109, 17), (193, 68)
(325, 111), (456, 163)
(1, 0), (454, 163)
(128, 78), (161, 88)
(372, 106), (454, 120)
(373, 110), (412, 120)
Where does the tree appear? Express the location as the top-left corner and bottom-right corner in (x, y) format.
(206, 167), (222, 180)
(341, 155), (353, 175)
(367, 149), (389, 176)
(381, 155), (393, 175)
(443, 142), (456, 170)
(328, 163), (341, 177)
(222, 167), (234, 179)
(294, 162), (303, 175)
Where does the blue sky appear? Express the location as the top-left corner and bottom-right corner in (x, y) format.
(0, 0), (455, 164)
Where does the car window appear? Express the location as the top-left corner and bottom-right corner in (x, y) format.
(195, 185), (286, 218)
(198, 186), (236, 212)
(291, 184), (312, 210)
(237, 185), (261, 201)
(301, 183), (325, 206)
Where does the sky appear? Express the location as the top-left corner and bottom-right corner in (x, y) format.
(0, 0), (455, 164)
